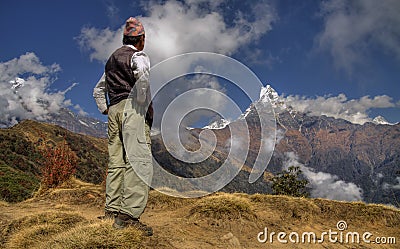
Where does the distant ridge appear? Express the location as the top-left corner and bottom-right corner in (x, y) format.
(47, 108), (107, 138)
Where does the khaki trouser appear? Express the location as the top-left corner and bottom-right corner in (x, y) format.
(106, 98), (152, 219)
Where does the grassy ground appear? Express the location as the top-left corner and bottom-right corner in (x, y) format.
(1, 178), (399, 248)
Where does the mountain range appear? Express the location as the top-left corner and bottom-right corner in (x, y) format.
(151, 85), (400, 206)
(47, 108), (107, 138)
(0, 85), (399, 207)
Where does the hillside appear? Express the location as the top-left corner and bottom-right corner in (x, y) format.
(0, 120), (107, 202)
(0, 179), (399, 248)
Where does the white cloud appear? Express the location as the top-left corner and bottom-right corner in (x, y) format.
(284, 152), (363, 201)
(73, 104), (88, 116)
(284, 93), (396, 124)
(76, 27), (122, 63)
(77, 0), (277, 64)
(383, 177), (400, 190)
(0, 53), (75, 127)
(316, 0), (400, 73)
(0, 52), (60, 82)
(77, 0), (277, 130)
(395, 177), (400, 190)
(105, 0), (120, 20)
(157, 73), (228, 129)
(263, 129), (284, 154)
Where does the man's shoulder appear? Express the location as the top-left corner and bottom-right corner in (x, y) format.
(133, 50), (148, 58)
(112, 46), (137, 56)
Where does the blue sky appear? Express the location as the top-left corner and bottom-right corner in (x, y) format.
(1, 0), (399, 126)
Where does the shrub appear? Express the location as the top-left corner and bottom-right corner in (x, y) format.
(270, 166), (309, 198)
(39, 139), (77, 189)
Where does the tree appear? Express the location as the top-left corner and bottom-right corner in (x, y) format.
(270, 166), (309, 198)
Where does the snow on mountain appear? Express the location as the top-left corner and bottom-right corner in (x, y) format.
(9, 77), (25, 90)
(78, 120), (89, 127)
(239, 106), (252, 120)
(238, 85), (282, 120)
(205, 84), (287, 129)
(46, 108), (108, 137)
(372, 116), (395, 125)
(197, 84), (397, 130)
(239, 85), (398, 127)
(203, 118), (230, 130)
(259, 85), (283, 108)
(259, 85), (301, 117)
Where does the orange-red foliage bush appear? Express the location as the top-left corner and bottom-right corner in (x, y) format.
(40, 140), (77, 188)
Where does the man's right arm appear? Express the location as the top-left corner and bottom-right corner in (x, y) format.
(93, 73), (108, 115)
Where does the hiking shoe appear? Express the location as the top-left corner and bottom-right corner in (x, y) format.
(113, 213), (153, 236)
(97, 210), (118, 220)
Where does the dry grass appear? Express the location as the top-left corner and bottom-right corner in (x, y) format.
(0, 201), (10, 207)
(1, 211), (142, 249)
(249, 194), (400, 227)
(189, 193), (256, 221)
(32, 177), (104, 207)
(1, 211), (86, 248)
(312, 198), (400, 227)
(0, 178), (144, 248)
(1, 179), (399, 249)
(147, 190), (194, 209)
(40, 220), (142, 249)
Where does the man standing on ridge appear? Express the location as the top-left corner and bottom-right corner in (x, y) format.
(93, 17), (153, 236)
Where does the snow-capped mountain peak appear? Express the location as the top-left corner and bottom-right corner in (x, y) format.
(9, 77), (25, 90)
(205, 84), (287, 129)
(259, 85), (288, 111)
(260, 85), (278, 103)
(372, 116), (394, 125)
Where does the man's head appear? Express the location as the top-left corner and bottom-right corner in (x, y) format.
(123, 17), (145, 51)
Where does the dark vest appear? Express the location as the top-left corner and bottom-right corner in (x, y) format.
(105, 46), (137, 107)
(105, 46), (153, 127)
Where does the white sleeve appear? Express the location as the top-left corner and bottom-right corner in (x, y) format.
(131, 51), (150, 105)
(93, 73), (108, 114)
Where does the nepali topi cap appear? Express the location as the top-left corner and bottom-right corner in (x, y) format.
(123, 17), (145, 37)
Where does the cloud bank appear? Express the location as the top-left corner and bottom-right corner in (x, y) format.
(283, 93), (397, 124)
(284, 152), (363, 201)
(0, 53), (75, 127)
(316, 0), (400, 73)
(156, 72), (229, 129)
(77, 0), (277, 128)
(77, 0), (277, 64)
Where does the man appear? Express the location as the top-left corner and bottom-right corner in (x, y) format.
(93, 17), (153, 236)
